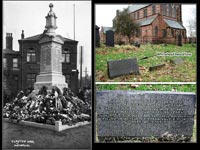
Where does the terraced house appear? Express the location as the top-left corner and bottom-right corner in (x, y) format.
(113, 4), (187, 44)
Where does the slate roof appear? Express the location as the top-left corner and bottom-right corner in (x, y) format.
(19, 33), (77, 42)
(163, 19), (185, 29)
(3, 48), (19, 54)
(137, 15), (157, 26)
(127, 4), (150, 13)
(101, 27), (114, 33)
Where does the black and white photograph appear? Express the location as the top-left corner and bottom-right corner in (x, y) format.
(2, 1), (92, 149)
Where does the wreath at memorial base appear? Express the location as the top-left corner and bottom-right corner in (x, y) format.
(3, 86), (91, 126)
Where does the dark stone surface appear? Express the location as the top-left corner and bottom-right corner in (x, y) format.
(107, 58), (140, 79)
(96, 90), (196, 137)
(177, 34), (182, 46)
(149, 64), (165, 71)
(96, 25), (100, 47)
(106, 30), (114, 47)
(170, 58), (184, 65)
(133, 41), (140, 47)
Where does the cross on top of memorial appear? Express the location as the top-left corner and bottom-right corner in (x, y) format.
(45, 3), (57, 36)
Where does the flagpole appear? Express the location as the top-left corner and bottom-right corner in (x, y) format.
(73, 4), (75, 40)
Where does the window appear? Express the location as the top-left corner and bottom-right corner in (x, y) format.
(162, 29), (167, 37)
(169, 4), (172, 16)
(3, 58), (7, 69)
(13, 58), (18, 68)
(137, 11), (139, 19)
(62, 48), (71, 63)
(133, 13), (136, 20)
(143, 8), (147, 17)
(154, 26), (158, 36)
(171, 29), (174, 37)
(136, 29), (140, 37)
(182, 31), (185, 38)
(27, 48), (36, 62)
(174, 7), (177, 17)
(162, 4), (166, 15)
(152, 5), (156, 14)
(27, 74), (36, 88)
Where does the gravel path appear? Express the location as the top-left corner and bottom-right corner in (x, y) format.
(2, 121), (91, 149)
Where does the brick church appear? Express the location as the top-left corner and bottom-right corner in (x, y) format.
(111, 4), (187, 44)
(3, 4), (79, 98)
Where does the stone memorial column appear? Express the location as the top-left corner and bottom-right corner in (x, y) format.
(34, 3), (67, 92)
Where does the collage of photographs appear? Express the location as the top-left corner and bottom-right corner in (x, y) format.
(2, 0), (197, 149)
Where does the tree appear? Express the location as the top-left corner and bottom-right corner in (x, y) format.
(113, 8), (139, 44)
(187, 7), (196, 38)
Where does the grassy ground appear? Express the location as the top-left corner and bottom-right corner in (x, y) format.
(96, 84), (196, 92)
(96, 43), (196, 82)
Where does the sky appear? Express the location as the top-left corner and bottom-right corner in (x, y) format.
(95, 4), (196, 36)
(3, 1), (91, 76)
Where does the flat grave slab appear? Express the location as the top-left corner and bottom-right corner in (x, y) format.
(170, 58), (184, 65)
(107, 58), (140, 79)
(96, 90), (196, 137)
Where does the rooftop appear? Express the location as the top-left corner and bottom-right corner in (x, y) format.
(3, 48), (19, 54)
(127, 4), (150, 13)
(18, 33), (78, 42)
(163, 19), (185, 29)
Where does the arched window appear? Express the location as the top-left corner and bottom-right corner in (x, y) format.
(169, 4), (172, 16)
(154, 26), (158, 36)
(27, 48), (36, 62)
(62, 48), (71, 63)
(152, 5), (156, 14)
(162, 4), (166, 15)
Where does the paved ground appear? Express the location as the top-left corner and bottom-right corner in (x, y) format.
(2, 121), (92, 149)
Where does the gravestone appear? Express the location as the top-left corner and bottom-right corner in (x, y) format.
(107, 58), (140, 79)
(170, 58), (184, 65)
(96, 90), (196, 137)
(149, 64), (165, 71)
(34, 4), (67, 91)
(96, 25), (100, 47)
(177, 33), (182, 46)
(106, 30), (114, 47)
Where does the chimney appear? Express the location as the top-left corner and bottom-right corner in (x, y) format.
(116, 10), (119, 16)
(21, 30), (25, 39)
(6, 33), (13, 50)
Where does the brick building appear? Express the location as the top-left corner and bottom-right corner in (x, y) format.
(113, 4), (187, 44)
(3, 5), (79, 98)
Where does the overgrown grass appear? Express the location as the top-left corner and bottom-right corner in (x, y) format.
(95, 43), (196, 82)
(96, 84), (196, 92)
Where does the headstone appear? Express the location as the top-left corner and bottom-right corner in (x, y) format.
(106, 30), (114, 47)
(96, 90), (196, 137)
(107, 58), (140, 79)
(170, 58), (184, 65)
(177, 34), (182, 46)
(149, 64), (165, 71)
(133, 41), (140, 47)
(96, 25), (100, 47)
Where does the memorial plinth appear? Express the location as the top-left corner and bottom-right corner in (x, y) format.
(34, 35), (67, 91)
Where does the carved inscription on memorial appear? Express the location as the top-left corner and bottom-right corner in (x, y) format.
(40, 44), (51, 72)
(40, 43), (62, 73)
(96, 91), (195, 137)
(51, 43), (62, 73)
